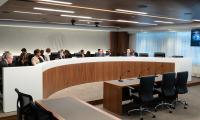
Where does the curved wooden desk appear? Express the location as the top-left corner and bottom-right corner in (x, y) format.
(4, 57), (192, 112)
(43, 59), (174, 98)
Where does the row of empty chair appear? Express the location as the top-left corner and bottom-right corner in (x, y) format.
(126, 71), (188, 120)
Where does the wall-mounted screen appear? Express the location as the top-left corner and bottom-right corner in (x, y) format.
(191, 29), (200, 46)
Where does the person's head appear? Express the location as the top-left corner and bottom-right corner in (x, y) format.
(40, 50), (44, 55)
(98, 49), (101, 52)
(46, 48), (51, 53)
(80, 49), (84, 54)
(34, 49), (41, 57)
(86, 51), (91, 55)
(3, 52), (13, 64)
(99, 49), (103, 54)
(21, 48), (27, 53)
(127, 49), (131, 54)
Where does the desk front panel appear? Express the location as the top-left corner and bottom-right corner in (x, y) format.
(43, 61), (175, 98)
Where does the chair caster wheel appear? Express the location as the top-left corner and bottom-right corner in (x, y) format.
(127, 113), (131, 116)
(169, 111), (173, 113)
(155, 109), (157, 112)
(152, 115), (156, 118)
(184, 107), (187, 109)
(185, 103), (188, 106)
(140, 118), (143, 120)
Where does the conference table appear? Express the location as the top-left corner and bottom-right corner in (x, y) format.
(3, 57), (192, 112)
(36, 97), (121, 120)
(103, 76), (162, 115)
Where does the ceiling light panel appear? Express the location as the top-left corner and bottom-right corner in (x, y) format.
(37, 0), (72, 5)
(154, 20), (174, 24)
(61, 14), (92, 19)
(115, 9), (148, 15)
(13, 11), (44, 15)
(34, 7), (75, 14)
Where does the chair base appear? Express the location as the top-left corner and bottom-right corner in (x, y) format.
(128, 106), (156, 120)
(172, 99), (188, 109)
(155, 101), (174, 113)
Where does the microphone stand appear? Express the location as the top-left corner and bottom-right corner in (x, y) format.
(118, 70), (130, 82)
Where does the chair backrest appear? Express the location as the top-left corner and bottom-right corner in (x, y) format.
(161, 72), (176, 97)
(139, 53), (149, 57)
(176, 71), (188, 94)
(15, 88), (33, 120)
(139, 76), (155, 102)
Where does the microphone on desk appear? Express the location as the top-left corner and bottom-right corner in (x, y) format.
(118, 70), (130, 82)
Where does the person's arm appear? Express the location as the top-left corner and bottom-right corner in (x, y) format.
(31, 57), (36, 65)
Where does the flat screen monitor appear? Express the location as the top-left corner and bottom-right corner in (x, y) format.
(191, 29), (200, 46)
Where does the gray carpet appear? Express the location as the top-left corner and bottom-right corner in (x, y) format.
(96, 85), (200, 120)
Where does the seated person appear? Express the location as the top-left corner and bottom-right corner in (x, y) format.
(18, 48), (29, 66)
(31, 49), (44, 65)
(85, 51), (91, 57)
(124, 49), (138, 57)
(58, 49), (65, 59)
(40, 50), (45, 60)
(131, 49), (138, 57)
(78, 50), (85, 57)
(44, 48), (51, 61)
(96, 49), (104, 57)
(105, 49), (111, 56)
(0, 51), (13, 93)
(64, 50), (72, 58)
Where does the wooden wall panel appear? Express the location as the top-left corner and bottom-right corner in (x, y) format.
(43, 61), (175, 98)
(110, 32), (129, 56)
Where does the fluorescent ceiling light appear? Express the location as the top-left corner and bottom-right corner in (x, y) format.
(13, 11), (44, 15)
(34, 7), (75, 14)
(115, 9), (148, 15)
(38, 2), (190, 22)
(154, 20), (174, 24)
(137, 22), (157, 25)
(117, 20), (139, 24)
(193, 19), (200, 22)
(37, 0), (72, 5)
(79, 20), (102, 23)
(61, 14), (92, 19)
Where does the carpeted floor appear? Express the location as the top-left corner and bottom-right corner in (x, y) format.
(96, 85), (200, 120)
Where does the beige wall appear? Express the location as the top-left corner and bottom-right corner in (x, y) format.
(0, 26), (110, 55)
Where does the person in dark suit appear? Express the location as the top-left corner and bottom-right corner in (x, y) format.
(18, 48), (29, 66)
(85, 51), (91, 57)
(95, 49), (104, 57)
(64, 50), (72, 58)
(0, 51), (13, 93)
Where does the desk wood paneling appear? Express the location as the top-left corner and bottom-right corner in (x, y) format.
(43, 61), (175, 98)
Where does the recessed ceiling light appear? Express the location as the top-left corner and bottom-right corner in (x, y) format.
(115, 9), (148, 15)
(154, 20), (174, 24)
(37, 0), (72, 5)
(13, 11), (44, 15)
(61, 14), (92, 19)
(34, 7), (75, 14)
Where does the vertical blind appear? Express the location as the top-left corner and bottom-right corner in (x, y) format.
(135, 31), (200, 65)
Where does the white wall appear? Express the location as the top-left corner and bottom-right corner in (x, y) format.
(0, 26), (110, 55)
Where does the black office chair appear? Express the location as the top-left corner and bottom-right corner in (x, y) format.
(15, 88), (56, 120)
(173, 71), (189, 109)
(139, 53), (149, 57)
(154, 72), (176, 113)
(15, 88), (34, 120)
(127, 76), (156, 120)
